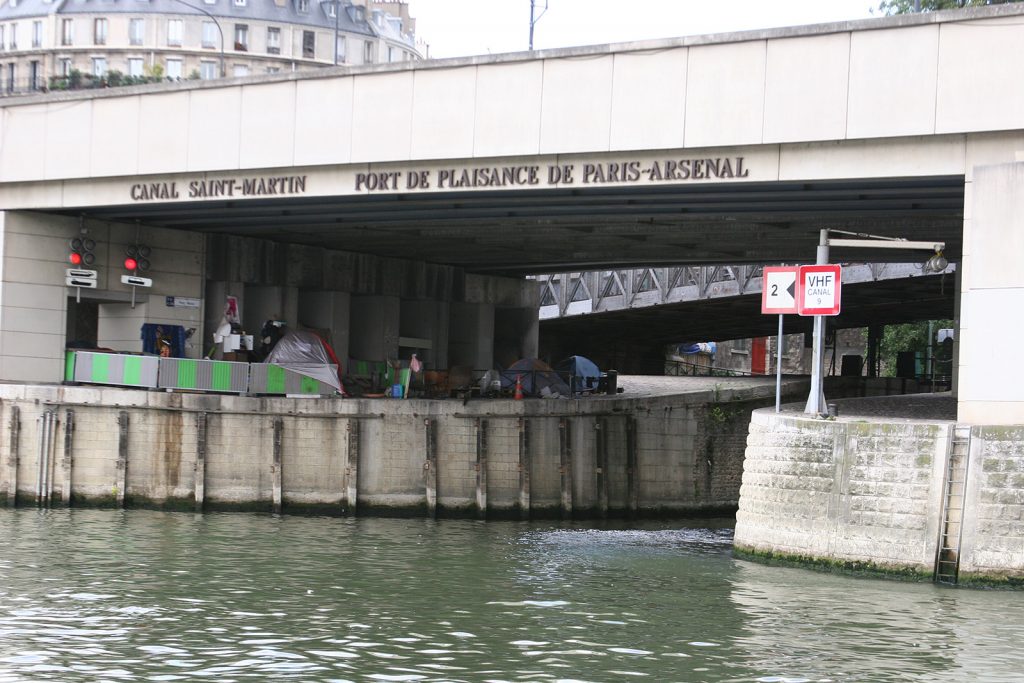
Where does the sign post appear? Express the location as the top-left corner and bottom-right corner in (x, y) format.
(761, 266), (799, 412)
(798, 247), (842, 415)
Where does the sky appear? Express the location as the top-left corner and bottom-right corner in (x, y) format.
(413, 0), (881, 58)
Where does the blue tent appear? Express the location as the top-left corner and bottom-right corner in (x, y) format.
(556, 355), (602, 394)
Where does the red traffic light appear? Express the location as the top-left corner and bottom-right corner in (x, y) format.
(124, 257), (138, 271)
(69, 252), (83, 265)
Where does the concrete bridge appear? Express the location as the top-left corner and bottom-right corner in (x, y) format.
(0, 4), (1021, 582)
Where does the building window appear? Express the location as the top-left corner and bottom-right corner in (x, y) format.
(167, 19), (182, 47)
(29, 60), (39, 90)
(59, 58), (71, 76)
(202, 21), (218, 49)
(1, 26), (6, 51)
(92, 57), (107, 77)
(297, 0), (309, 12)
(233, 64), (248, 77)
(302, 30), (314, 59)
(94, 18), (107, 45)
(31, 20), (41, 48)
(335, 34), (345, 62)
(234, 0), (246, 5)
(326, 2), (336, 17)
(127, 58), (143, 77)
(7, 64), (15, 93)
(233, 24), (247, 51)
(266, 66), (280, 74)
(61, 19), (73, 46)
(166, 58), (182, 79)
(387, 46), (394, 63)
(363, 40), (373, 64)
(200, 60), (217, 79)
(129, 18), (144, 46)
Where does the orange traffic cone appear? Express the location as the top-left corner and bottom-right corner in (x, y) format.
(514, 374), (524, 400)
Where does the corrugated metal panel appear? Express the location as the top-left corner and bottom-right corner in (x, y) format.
(71, 352), (158, 388)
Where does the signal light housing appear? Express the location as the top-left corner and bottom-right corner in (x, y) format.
(124, 244), (151, 272)
(69, 236), (96, 266)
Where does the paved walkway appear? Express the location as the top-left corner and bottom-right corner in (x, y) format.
(830, 392), (957, 421)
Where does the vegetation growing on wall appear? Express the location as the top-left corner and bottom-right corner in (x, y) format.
(877, 0), (1020, 13)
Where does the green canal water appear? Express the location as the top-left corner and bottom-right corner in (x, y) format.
(0, 510), (1022, 682)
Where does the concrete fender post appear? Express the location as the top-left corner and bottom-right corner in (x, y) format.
(61, 409), (74, 507)
(559, 417), (573, 519)
(518, 418), (531, 520)
(194, 412), (207, 512)
(626, 415), (639, 518)
(345, 419), (359, 516)
(271, 417), (283, 515)
(596, 418), (608, 519)
(475, 418), (488, 519)
(116, 411), (129, 508)
(424, 418), (437, 519)
(6, 405), (20, 507)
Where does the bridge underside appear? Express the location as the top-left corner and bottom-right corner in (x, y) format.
(50, 175), (965, 277)
(538, 272), (954, 364)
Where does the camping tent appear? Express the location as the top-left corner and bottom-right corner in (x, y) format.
(500, 358), (571, 397)
(555, 355), (601, 394)
(265, 330), (344, 393)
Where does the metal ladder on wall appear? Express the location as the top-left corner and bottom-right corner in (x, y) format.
(934, 425), (971, 586)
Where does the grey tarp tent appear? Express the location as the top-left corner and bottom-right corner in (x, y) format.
(265, 330), (343, 393)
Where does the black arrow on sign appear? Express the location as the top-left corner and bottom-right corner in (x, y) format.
(787, 281), (796, 299)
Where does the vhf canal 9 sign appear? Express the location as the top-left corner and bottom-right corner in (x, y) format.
(761, 265), (841, 316)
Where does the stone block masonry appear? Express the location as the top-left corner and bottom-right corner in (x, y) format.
(735, 409), (1024, 585)
(0, 380), (797, 518)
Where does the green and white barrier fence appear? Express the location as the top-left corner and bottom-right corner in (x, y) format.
(64, 351), (337, 396)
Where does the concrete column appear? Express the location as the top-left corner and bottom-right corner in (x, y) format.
(298, 290), (351, 363)
(350, 295), (400, 362)
(203, 280), (244, 358)
(399, 299), (449, 368)
(449, 302), (494, 370)
(243, 285), (298, 337)
(958, 162), (1024, 424)
(494, 307), (539, 367)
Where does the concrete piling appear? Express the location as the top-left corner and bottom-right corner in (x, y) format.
(6, 406), (19, 507)
(345, 419), (359, 515)
(62, 409), (74, 507)
(518, 418), (530, 520)
(116, 411), (128, 508)
(559, 417), (573, 519)
(596, 418), (608, 519)
(271, 417), (283, 514)
(194, 412), (207, 512)
(424, 418), (437, 518)
(626, 416), (638, 518)
(475, 418), (488, 519)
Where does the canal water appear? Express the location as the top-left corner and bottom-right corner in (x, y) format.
(0, 510), (1021, 682)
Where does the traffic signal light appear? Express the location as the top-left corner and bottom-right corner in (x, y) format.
(124, 244), (151, 272)
(68, 237), (96, 266)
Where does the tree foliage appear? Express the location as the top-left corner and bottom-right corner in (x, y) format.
(877, 0), (1020, 14)
(877, 320), (954, 377)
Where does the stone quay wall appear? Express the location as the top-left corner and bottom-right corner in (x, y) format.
(734, 410), (1024, 585)
(0, 381), (790, 519)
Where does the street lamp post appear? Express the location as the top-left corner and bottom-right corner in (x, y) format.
(170, 0), (225, 78)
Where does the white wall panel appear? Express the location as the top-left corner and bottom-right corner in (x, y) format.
(847, 26), (938, 139)
(43, 100), (92, 180)
(539, 55), (614, 154)
(90, 96), (141, 177)
(763, 33), (850, 143)
(936, 19), (1024, 134)
(684, 40), (766, 148)
(351, 71), (413, 163)
(473, 60), (543, 158)
(609, 48), (687, 152)
(239, 82), (297, 169)
(411, 66), (476, 160)
(187, 88), (243, 172)
(137, 92), (190, 175)
(294, 77), (354, 166)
